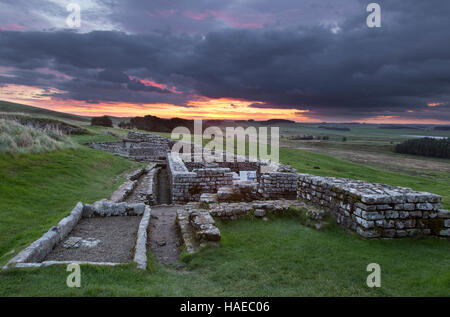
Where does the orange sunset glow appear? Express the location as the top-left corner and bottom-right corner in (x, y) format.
(0, 83), (314, 121)
(1, 83), (450, 124)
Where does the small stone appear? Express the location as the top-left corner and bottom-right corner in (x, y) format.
(254, 209), (266, 218)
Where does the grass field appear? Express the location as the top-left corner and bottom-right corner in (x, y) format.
(0, 102), (448, 296)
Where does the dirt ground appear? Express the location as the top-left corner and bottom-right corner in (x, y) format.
(45, 216), (141, 263)
(148, 206), (182, 265)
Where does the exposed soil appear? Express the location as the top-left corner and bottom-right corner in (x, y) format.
(148, 206), (182, 265)
(45, 216), (141, 263)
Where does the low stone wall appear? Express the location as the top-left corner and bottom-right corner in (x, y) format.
(89, 141), (128, 157)
(167, 153), (233, 203)
(297, 173), (450, 238)
(89, 131), (172, 161)
(207, 199), (304, 219)
(146, 167), (160, 205)
(4, 200), (148, 269)
(110, 180), (137, 203)
(134, 206), (151, 269)
(260, 172), (298, 200)
(4, 202), (84, 267)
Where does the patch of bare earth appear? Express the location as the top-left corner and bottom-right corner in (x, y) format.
(45, 216), (141, 263)
(148, 206), (182, 265)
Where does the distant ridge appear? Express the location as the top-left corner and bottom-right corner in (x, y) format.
(0, 100), (90, 123)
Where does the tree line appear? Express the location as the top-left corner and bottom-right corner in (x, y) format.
(395, 137), (450, 158)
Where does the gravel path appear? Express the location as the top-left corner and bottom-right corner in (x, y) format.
(45, 216), (141, 263)
(148, 206), (182, 265)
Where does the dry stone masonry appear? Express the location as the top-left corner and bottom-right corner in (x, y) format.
(91, 131), (449, 240)
(89, 131), (174, 161)
(297, 173), (450, 238)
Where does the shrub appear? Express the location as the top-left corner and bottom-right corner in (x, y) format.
(395, 137), (450, 158)
(0, 119), (76, 154)
(91, 115), (113, 127)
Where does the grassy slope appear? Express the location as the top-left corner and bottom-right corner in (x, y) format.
(0, 100), (90, 124)
(0, 146), (142, 264)
(0, 217), (449, 296)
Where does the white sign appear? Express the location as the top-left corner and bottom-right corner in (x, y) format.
(240, 171), (257, 181)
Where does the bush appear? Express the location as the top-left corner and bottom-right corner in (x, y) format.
(91, 116), (113, 127)
(0, 119), (76, 154)
(118, 121), (132, 129)
(395, 138), (450, 158)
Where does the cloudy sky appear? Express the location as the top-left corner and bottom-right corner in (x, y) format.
(0, 0), (449, 123)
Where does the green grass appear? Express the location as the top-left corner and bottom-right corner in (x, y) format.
(0, 119), (78, 154)
(0, 217), (449, 296)
(0, 147), (142, 264)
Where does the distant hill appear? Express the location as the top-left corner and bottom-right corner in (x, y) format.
(259, 119), (295, 125)
(434, 126), (450, 131)
(318, 125), (351, 132)
(377, 125), (423, 130)
(0, 100), (90, 124)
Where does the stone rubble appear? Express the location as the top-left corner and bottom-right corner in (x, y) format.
(83, 199), (145, 217)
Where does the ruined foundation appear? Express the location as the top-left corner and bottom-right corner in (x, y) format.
(297, 174), (450, 238)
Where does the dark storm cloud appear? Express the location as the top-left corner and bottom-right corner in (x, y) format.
(0, 0), (450, 121)
(98, 69), (129, 83)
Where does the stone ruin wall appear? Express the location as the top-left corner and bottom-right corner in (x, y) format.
(167, 153), (233, 203)
(89, 131), (173, 161)
(89, 141), (129, 157)
(125, 131), (174, 161)
(167, 152), (299, 203)
(297, 173), (450, 238)
(90, 131), (449, 239)
(261, 172), (298, 200)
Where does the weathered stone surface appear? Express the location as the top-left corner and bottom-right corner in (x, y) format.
(200, 193), (218, 203)
(189, 210), (221, 242)
(134, 206), (151, 269)
(90, 131), (172, 161)
(110, 180), (137, 203)
(254, 209), (266, 218)
(83, 199), (145, 217)
(297, 173), (449, 239)
(217, 186), (237, 201)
